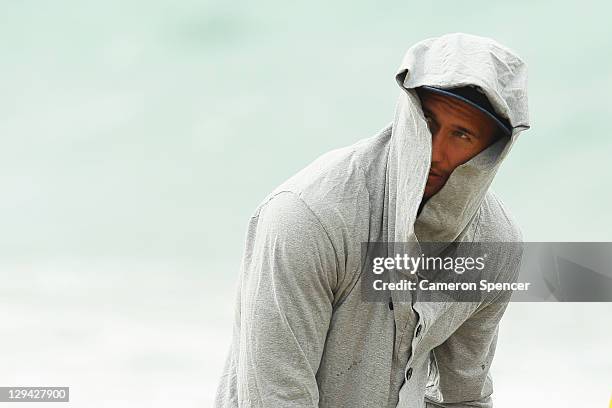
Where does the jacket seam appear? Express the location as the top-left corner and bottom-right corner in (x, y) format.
(260, 190), (342, 295)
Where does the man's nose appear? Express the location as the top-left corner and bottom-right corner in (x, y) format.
(430, 129), (448, 165)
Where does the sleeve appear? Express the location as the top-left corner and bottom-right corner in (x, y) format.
(424, 245), (522, 408)
(423, 298), (509, 408)
(232, 191), (337, 407)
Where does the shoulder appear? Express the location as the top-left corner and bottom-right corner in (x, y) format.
(262, 129), (389, 242)
(253, 191), (332, 243)
(475, 190), (523, 243)
(248, 190), (339, 278)
(472, 191), (524, 291)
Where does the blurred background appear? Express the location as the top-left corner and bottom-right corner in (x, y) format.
(1, 0), (611, 407)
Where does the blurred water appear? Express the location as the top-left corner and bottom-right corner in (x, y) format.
(0, 258), (235, 407)
(1, 0), (611, 406)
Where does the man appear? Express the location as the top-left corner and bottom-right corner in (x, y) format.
(215, 33), (530, 407)
(416, 86), (512, 209)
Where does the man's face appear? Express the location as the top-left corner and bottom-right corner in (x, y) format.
(419, 90), (501, 200)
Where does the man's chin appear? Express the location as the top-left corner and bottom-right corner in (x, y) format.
(423, 183), (444, 201)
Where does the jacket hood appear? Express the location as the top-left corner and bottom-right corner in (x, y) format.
(386, 33), (530, 249)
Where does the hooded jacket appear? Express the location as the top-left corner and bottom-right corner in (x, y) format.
(214, 33), (530, 408)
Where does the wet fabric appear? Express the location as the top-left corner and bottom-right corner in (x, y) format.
(214, 33), (530, 408)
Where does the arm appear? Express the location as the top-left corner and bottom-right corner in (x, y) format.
(424, 246), (522, 408)
(229, 191), (337, 407)
(424, 297), (509, 408)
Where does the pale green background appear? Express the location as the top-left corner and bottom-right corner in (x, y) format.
(1, 1), (611, 407)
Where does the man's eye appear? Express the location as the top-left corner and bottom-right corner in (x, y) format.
(453, 130), (471, 140)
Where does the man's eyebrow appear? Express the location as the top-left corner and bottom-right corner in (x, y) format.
(421, 106), (481, 138)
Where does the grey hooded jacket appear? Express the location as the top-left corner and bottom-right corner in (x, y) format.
(214, 33), (530, 408)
